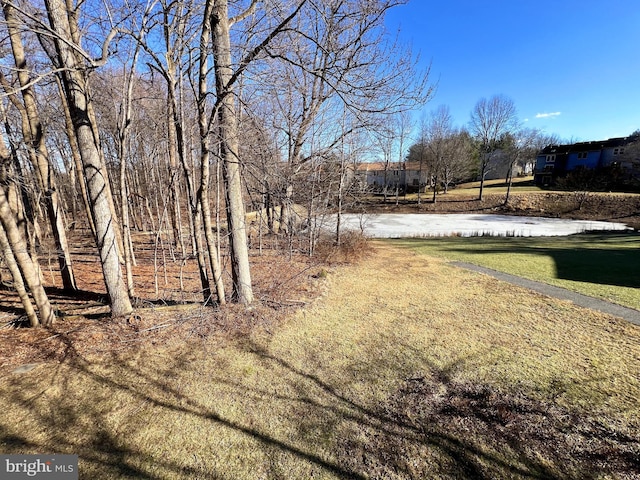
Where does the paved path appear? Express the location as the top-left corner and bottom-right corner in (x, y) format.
(450, 261), (640, 327)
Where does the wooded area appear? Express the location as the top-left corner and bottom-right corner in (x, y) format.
(0, 0), (431, 326)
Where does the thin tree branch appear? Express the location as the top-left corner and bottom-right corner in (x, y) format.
(229, 0), (259, 26)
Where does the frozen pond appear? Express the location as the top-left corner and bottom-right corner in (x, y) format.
(333, 214), (632, 238)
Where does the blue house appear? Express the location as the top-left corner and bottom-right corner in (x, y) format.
(534, 136), (637, 186)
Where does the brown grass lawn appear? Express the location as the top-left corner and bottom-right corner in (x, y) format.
(1, 242), (639, 479)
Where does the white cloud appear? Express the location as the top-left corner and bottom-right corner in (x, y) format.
(535, 112), (561, 119)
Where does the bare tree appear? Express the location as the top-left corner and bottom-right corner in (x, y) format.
(0, 91), (38, 255)
(132, 0), (220, 304)
(469, 94), (519, 201)
(408, 114), (475, 200)
(422, 106), (476, 200)
(0, 138), (55, 326)
(372, 111), (413, 204)
(412, 115), (429, 206)
(394, 110), (414, 203)
(204, 0), (313, 304)
(42, 0), (133, 316)
(115, 50), (143, 299)
(1, 1), (77, 292)
(196, 0), (228, 304)
(503, 128), (540, 204)
(53, 75), (96, 237)
(262, 0), (430, 230)
(440, 129), (474, 193)
(372, 121), (395, 204)
(423, 105), (454, 203)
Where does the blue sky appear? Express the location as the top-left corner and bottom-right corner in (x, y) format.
(385, 0), (640, 142)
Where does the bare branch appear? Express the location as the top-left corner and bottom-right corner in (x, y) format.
(3, 0), (118, 68)
(229, 0), (259, 26)
(223, 0), (308, 97)
(0, 66), (73, 98)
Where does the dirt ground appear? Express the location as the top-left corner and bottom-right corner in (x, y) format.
(0, 234), (326, 370)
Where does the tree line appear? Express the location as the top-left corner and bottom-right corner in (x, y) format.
(0, 0), (430, 326)
(405, 96), (561, 204)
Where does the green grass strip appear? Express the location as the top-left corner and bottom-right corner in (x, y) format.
(389, 233), (640, 310)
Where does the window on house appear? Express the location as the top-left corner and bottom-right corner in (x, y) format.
(413, 178), (419, 186)
(546, 155), (556, 163)
(577, 152), (587, 159)
(613, 147), (625, 155)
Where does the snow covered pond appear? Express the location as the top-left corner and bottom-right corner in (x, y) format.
(332, 214), (632, 238)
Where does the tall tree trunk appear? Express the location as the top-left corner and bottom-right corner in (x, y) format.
(504, 161), (515, 206)
(0, 139), (40, 327)
(383, 162), (389, 204)
(432, 174), (438, 203)
(55, 76), (96, 238)
(335, 166), (345, 247)
(0, 102), (34, 245)
(2, 1), (77, 292)
(417, 155), (424, 207)
(0, 221), (38, 327)
(479, 154), (488, 202)
(60, 0), (124, 261)
(197, 158), (226, 305)
(166, 95), (185, 256)
(0, 190), (54, 326)
(117, 43), (143, 300)
(279, 182), (294, 236)
(210, 0), (253, 304)
(118, 121), (135, 299)
(44, 0), (132, 317)
(0, 162), (54, 327)
(195, 0), (225, 305)
(164, 67), (210, 298)
(194, 209), (214, 303)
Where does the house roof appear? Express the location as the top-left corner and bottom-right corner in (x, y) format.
(404, 162), (428, 171)
(356, 161), (432, 172)
(355, 162), (401, 171)
(540, 136), (633, 155)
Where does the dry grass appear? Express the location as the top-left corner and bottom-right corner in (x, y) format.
(445, 175), (541, 195)
(1, 242), (639, 478)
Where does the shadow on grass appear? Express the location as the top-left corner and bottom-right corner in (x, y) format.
(551, 247), (640, 288)
(5, 334), (640, 479)
(0, 338), (366, 479)
(2, 334), (639, 479)
(396, 233), (640, 289)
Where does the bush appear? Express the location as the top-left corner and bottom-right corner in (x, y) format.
(312, 230), (369, 264)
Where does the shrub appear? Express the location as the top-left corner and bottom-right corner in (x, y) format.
(312, 230), (369, 264)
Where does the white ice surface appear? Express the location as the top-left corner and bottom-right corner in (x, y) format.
(333, 214), (632, 238)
